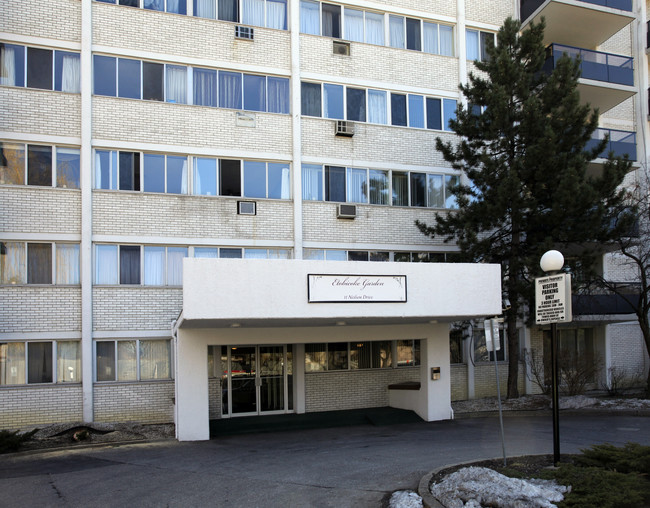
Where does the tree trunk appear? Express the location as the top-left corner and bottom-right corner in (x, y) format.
(506, 309), (520, 398)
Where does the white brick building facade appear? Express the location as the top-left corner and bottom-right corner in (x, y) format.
(1, 0), (647, 435)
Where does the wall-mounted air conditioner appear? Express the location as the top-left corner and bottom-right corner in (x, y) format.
(333, 40), (350, 56)
(335, 120), (354, 137)
(238, 201), (257, 215)
(235, 25), (254, 40)
(337, 204), (357, 219)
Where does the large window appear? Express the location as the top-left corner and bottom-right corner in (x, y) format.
(95, 339), (172, 382)
(0, 142), (80, 188)
(300, 3), (453, 55)
(302, 164), (458, 208)
(305, 341), (412, 371)
(0, 341), (81, 385)
(93, 55), (290, 112)
(301, 82), (456, 131)
(0, 43), (80, 92)
(1, 242), (80, 285)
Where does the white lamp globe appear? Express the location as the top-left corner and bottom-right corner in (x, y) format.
(540, 250), (564, 273)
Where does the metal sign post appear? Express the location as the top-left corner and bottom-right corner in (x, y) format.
(485, 317), (507, 466)
(535, 268), (572, 466)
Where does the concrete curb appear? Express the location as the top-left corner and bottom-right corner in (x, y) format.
(453, 408), (650, 419)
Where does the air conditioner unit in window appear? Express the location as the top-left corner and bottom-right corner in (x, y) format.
(235, 25), (254, 40)
(238, 201), (257, 215)
(333, 40), (350, 56)
(335, 120), (354, 137)
(337, 204), (357, 219)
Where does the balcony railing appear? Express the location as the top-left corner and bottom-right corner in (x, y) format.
(521, 0), (632, 21)
(543, 44), (634, 86)
(585, 128), (636, 160)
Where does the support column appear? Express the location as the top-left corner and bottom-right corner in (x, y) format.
(290, 0), (303, 258)
(420, 325), (452, 421)
(294, 343), (306, 414)
(81, 0), (94, 423)
(175, 330), (210, 441)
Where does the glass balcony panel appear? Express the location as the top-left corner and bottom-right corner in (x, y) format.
(521, 0), (632, 20)
(545, 44), (633, 87)
(586, 128), (636, 160)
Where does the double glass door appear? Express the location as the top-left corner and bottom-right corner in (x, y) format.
(222, 345), (292, 417)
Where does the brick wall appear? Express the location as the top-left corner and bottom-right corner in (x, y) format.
(465, 0), (512, 27)
(0, 287), (81, 333)
(302, 200), (448, 247)
(92, 97), (292, 154)
(92, 287), (181, 331)
(0, 385), (83, 429)
(2, 0), (81, 43)
(301, 117), (455, 168)
(299, 35), (460, 92)
(450, 364), (467, 401)
(304, 367), (420, 412)
(472, 362), (525, 399)
(0, 187), (81, 235)
(92, 3), (291, 70)
(0, 88), (81, 137)
(94, 381), (175, 423)
(92, 191), (293, 240)
(604, 251), (641, 282)
(609, 323), (649, 381)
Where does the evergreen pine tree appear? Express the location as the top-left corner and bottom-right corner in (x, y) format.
(416, 17), (632, 398)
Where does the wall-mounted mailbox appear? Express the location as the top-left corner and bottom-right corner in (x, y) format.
(431, 367), (441, 381)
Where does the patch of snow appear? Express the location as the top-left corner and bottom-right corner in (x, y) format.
(430, 466), (568, 508)
(389, 490), (423, 508)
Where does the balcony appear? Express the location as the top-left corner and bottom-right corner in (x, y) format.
(585, 128), (636, 160)
(520, 0), (634, 48)
(544, 44), (635, 112)
(572, 283), (640, 323)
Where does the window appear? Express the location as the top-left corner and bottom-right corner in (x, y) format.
(191, 0), (238, 20)
(193, 67), (218, 106)
(243, 0), (287, 29)
(144, 0), (187, 14)
(0, 341), (80, 385)
(423, 22), (454, 56)
(397, 339), (420, 366)
(94, 150), (140, 190)
(243, 161), (291, 199)
(301, 82), (322, 117)
(350, 341), (392, 369)
(0, 44), (80, 92)
(542, 328), (595, 384)
(1, 242), (79, 285)
(143, 154), (187, 194)
(0, 142), (79, 188)
(95, 339), (171, 382)
(95, 244), (188, 285)
(300, 0), (320, 34)
(346, 88), (366, 122)
(321, 3), (341, 38)
(450, 328), (464, 364)
(304, 342), (347, 370)
(466, 29), (494, 62)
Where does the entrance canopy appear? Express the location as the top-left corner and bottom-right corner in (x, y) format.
(172, 259), (502, 441)
(174, 258), (502, 330)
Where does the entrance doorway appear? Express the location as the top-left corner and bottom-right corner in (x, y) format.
(221, 345), (293, 417)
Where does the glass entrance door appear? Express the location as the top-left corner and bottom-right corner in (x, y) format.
(223, 345), (291, 417)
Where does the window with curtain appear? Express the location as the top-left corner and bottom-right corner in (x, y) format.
(392, 171), (408, 206)
(55, 51), (81, 93)
(268, 163), (290, 199)
(344, 8), (364, 42)
(0, 342), (26, 385)
(423, 22), (438, 55)
(365, 11), (384, 45)
(219, 70), (242, 109)
(410, 172), (426, 207)
(440, 25), (453, 56)
(95, 149), (118, 190)
(367, 89), (387, 124)
(408, 94), (424, 128)
(166, 64), (187, 104)
(0, 242), (26, 284)
(267, 0), (286, 29)
(321, 3), (340, 38)
(118, 341), (137, 381)
(194, 247), (219, 258)
(56, 244), (80, 284)
(300, 0), (319, 34)
(445, 175), (459, 209)
(427, 174), (444, 208)
(406, 18), (421, 51)
(144, 246), (165, 285)
(218, 0), (238, 21)
(267, 76), (289, 114)
(346, 167), (367, 203)
(389, 15), (405, 49)
(95, 244), (118, 284)
(0, 43), (25, 87)
(467, 29), (494, 62)
(167, 247), (187, 285)
(57, 341), (81, 382)
(194, 0), (216, 18)
(140, 340), (172, 380)
(167, 155), (187, 194)
(350, 342), (371, 369)
(243, 160), (266, 198)
(193, 67), (217, 107)
(302, 164), (322, 200)
(397, 340), (420, 366)
(301, 82), (322, 117)
(243, 0), (265, 26)
(243, 74), (266, 112)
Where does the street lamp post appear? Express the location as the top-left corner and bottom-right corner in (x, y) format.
(539, 250), (566, 466)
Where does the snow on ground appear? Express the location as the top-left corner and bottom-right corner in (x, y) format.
(389, 491), (424, 508)
(430, 467), (567, 508)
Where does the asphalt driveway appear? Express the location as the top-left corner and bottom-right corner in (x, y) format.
(1, 414), (649, 507)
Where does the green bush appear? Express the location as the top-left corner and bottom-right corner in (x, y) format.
(574, 442), (650, 475)
(0, 429), (38, 453)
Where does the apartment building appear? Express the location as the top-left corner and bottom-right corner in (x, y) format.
(1, 0), (647, 440)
